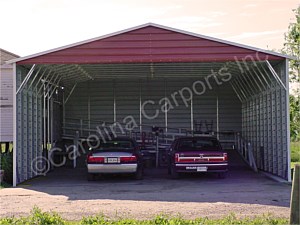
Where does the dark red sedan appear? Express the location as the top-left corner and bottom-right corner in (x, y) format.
(167, 136), (228, 178)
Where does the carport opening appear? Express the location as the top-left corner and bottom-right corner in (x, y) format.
(11, 24), (291, 185)
(15, 59), (289, 181)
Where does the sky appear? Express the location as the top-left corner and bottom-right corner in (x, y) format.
(0, 0), (299, 57)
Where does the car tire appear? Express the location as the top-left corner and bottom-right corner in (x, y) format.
(218, 172), (227, 179)
(87, 173), (96, 181)
(134, 167), (143, 180)
(170, 166), (179, 179)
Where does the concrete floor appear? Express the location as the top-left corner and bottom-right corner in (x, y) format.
(0, 150), (292, 220)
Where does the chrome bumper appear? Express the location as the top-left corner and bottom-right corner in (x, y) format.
(87, 163), (137, 174)
(175, 163), (228, 167)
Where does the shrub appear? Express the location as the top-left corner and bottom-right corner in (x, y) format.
(291, 142), (300, 162)
(0, 151), (13, 184)
(0, 209), (290, 225)
(0, 207), (65, 225)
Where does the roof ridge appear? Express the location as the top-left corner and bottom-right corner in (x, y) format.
(6, 23), (294, 64)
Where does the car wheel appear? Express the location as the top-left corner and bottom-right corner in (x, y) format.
(87, 173), (96, 181)
(218, 172), (227, 179)
(170, 166), (179, 179)
(134, 167), (143, 180)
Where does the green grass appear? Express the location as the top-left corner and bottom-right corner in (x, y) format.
(291, 142), (300, 170)
(291, 142), (300, 162)
(0, 208), (289, 225)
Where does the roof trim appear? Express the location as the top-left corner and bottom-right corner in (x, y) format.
(6, 22), (294, 64)
(0, 48), (20, 58)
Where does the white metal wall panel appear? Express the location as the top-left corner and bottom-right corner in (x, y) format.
(217, 83), (242, 132)
(115, 79), (140, 126)
(89, 79), (114, 124)
(1, 50), (18, 142)
(0, 66), (13, 141)
(166, 79), (192, 130)
(65, 78), (242, 133)
(142, 78), (166, 128)
(15, 66), (43, 184)
(241, 60), (289, 179)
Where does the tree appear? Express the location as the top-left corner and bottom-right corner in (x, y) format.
(283, 6), (300, 141)
(290, 94), (300, 141)
(283, 6), (300, 82)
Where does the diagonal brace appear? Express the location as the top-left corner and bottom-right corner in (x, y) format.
(16, 64), (36, 94)
(265, 60), (287, 91)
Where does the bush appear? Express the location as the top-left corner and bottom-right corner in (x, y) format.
(0, 207), (65, 225)
(0, 151), (13, 184)
(291, 142), (300, 162)
(0, 208), (290, 225)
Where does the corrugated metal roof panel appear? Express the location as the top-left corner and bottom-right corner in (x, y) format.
(13, 24), (289, 65)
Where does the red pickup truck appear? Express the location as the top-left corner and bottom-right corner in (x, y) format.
(167, 136), (228, 179)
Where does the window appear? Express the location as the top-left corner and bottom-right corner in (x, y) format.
(178, 139), (221, 151)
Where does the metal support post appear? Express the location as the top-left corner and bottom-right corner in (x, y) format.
(190, 92), (194, 135)
(156, 135), (159, 168)
(113, 80), (116, 123)
(216, 95), (219, 139)
(165, 79), (168, 133)
(73, 131), (79, 168)
(12, 63), (17, 186)
(139, 80), (142, 133)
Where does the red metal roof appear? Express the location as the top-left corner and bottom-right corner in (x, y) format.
(15, 24), (286, 65)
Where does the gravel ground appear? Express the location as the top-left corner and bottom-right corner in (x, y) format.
(0, 152), (292, 220)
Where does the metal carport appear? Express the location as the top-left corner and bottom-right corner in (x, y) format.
(7, 23), (293, 186)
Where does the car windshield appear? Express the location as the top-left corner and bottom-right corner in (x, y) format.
(97, 140), (133, 150)
(178, 139), (221, 151)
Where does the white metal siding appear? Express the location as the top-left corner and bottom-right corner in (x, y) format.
(65, 78), (241, 132)
(1, 50), (18, 142)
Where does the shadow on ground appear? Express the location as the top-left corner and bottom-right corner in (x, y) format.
(19, 150), (291, 207)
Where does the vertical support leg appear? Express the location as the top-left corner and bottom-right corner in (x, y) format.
(164, 79), (168, 134)
(139, 80), (142, 133)
(190, 90), (194, 135)
(113, 79), (116, 123)
(156, 135), (159, 168)
(47, 86), (50, 150)
(13, 63), (17, 187)
(88, 96), (91, 135)
(73, 131), (79, 168)
(216, 95), (219, 139)
(62, 90), (65, 135)
(284, 59), (291, 181)
(43, 84), (46, 151)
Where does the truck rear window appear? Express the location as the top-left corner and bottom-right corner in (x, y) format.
(178, 139), (221, 151)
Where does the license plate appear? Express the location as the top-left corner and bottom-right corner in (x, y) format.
(106, 157), (119, 163)
(186, 166), (197, 170)
(197, 167), (207, 172)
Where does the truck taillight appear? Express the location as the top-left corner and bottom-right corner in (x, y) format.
(120, 155), (137, 163)
(223, 153), (228, 161)
(87, 154), (104, 163)
(175, 153), (179, 162)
